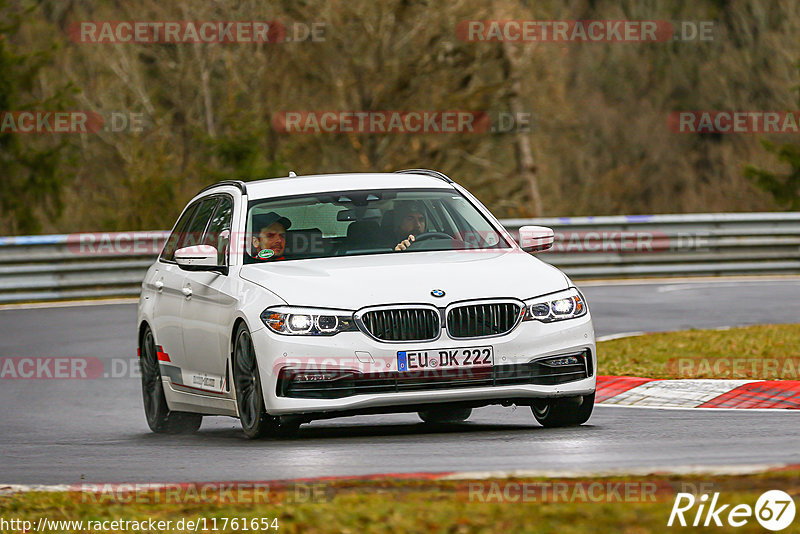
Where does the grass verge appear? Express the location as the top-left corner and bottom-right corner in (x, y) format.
(597, 324), (800, 379)
(1, 471), (799, 533)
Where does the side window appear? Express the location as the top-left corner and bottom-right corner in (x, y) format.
(203, 196), (233, 264)
(180, 197), (219, 250)
(160, 203), (199, 262)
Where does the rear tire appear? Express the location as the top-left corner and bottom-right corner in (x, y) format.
(531, 393), (595, 428)
(140, 326), (202, 434)
(418, 407), (472, 423)
(232, 324), (300, 439)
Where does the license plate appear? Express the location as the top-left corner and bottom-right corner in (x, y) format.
(397, 347), (494, 372)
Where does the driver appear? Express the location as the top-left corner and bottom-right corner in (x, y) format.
(251, 212), (291, 261)
(391, 201), (427, 252)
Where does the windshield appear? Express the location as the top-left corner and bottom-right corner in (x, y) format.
(244, 188), (511, 262)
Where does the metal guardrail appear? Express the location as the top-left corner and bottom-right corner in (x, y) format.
(504, 212), (800, 279)
(0, 213), (798, 303)
(0, 232), (169, 303)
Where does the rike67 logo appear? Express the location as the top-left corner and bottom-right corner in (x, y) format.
(668, 490), (796, 531)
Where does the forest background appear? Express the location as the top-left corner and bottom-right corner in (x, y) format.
(2, 0), (799, 235)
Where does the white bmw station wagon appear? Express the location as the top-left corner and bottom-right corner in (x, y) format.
(137, 169), (596, 438)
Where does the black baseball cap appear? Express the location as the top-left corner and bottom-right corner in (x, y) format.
(252, 212), (291, 232)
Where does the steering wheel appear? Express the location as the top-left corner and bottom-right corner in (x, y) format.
(411, 231), (452, 242)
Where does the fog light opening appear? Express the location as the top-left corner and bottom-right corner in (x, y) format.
(294, 372), (340, 382)
(544, 355), (581, 367)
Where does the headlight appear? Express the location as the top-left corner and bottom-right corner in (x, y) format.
(261, 306), (358, 336)
(523, 288), (587, 323)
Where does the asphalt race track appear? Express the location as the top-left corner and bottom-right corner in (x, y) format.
(1, 277), (798, 484)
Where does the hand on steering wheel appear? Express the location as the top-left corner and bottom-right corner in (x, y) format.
(394, 232), (452, 251)
(394, 234), (415, 251)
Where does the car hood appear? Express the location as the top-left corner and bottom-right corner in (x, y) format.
(239, 250), (569, 310)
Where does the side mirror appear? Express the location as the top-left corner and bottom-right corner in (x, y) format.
(518, 225), (555, 253)
(174, 245), (228, 274)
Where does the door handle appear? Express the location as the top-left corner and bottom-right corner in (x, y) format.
(182, 286), (193, 298)
(154, 280), (164, 291)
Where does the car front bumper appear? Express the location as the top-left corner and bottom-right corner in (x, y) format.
(251, 312), (596, 415)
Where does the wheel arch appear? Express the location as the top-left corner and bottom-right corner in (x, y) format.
(230, 317), (249, 356)
(138, 320), (152, 353)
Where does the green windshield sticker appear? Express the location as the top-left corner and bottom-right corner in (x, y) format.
(257, 249), (275, 259)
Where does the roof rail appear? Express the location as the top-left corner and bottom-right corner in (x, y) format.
(197, 180), (248, 195)
(394, 169), (454, 183)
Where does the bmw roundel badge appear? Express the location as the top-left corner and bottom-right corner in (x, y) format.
(431, 289), (445, 298)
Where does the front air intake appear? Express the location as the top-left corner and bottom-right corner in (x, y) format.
(446, 301), (523, 338)
(359, 307), (440, 342)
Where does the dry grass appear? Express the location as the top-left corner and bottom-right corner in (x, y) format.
(597, 324), (800, 379)
(2, 471), (799, 533)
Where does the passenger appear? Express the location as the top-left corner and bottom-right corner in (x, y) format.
(251, 212), (291, 261)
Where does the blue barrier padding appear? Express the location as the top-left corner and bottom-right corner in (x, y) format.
(0, 234), (69, 246)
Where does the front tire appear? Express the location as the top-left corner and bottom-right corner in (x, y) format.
(531, 393), (595, 428)
(232, 324), (299, 439)
(418, 407), (472, 424)
(140, 326), (202, 434)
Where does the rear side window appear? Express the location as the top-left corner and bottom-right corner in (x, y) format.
(160, 203), (199, 262)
